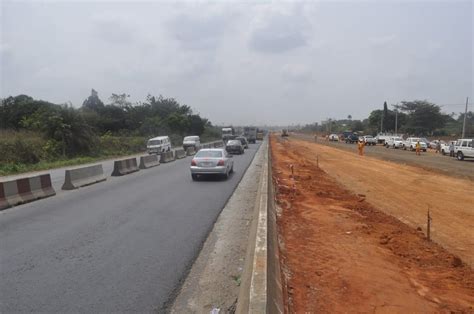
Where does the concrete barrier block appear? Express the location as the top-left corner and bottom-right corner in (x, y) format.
(1, 174), (56, 210)
(62, 164), (106, 190)
(175, 148), (186, 159)
(160, 151), (175, 163)
(111, 158), (139, 176)
(139, 155), (160, 169)
(186, 147), (196, 156)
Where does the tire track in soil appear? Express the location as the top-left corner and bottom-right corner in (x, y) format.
(270, 135), (474, 313)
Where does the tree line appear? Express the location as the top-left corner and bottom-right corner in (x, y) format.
(0, 90), (218, 159)
(302, 100), (473, 137)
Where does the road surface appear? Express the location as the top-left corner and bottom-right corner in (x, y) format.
(0, 143), (261, 312)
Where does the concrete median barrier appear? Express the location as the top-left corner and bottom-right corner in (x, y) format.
(186, 147), (196, 156)
(160, 151), (175, 163)
(111, 158), (139, 176)
(62, 164), (106, 190)
(213, 141), (224, 148)
(139, 155), (160, 169)
(236, 141), (284, 313)
(175, 148), (186, 159)
(1, 174), (56, 210)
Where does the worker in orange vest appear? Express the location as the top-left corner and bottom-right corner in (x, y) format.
(357, 139), (365, 156)
(415, 140), (421, 156)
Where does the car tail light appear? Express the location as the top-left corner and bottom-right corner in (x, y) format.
(191, 159), (197, 166)
(217, 160), (225, 166)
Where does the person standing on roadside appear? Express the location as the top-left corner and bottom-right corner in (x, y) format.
(449, 141), (455, 157)
(358, 139), (365, 156)
(314, 134), (318, 142)
(415, 140), (421, 156)
(436, 140), (441, 154)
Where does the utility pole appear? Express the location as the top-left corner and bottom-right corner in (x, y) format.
(462, 97), (469, 138)
(395, 110), (398, 134)
(380, 112), (383, 133)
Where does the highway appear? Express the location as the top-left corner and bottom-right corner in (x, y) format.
(0, 143), (261, 312)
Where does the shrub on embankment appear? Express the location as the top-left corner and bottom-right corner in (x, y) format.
(0, 92), (221, 175)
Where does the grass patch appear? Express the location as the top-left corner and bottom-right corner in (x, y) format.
(0, 153), (143, 176)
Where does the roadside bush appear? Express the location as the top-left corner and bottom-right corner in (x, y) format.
(0, 130), (45, 163)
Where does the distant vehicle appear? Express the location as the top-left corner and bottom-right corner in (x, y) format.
(454, 139), (474, 160)
(235, 136), (249, 149)
(328, 134), (339, 141)
(340, 131), (354, 141)
(362, 135), (377, 145)
(182, 135), (200, 151)
(225, 139), (244, 155)
(419, 138), (430, 147)
(440, 141), (456, 155)
(190, 148), (234, 180)
(243, 127), (257, 144)
(345, 133), (359, 144)
(222, 127), (236, 142)
(403, 138), (427, 152)
(147, 136), (171, 154)
(375, 133), (403, 145)
(429, 139), (445, 149)
(281, 129), (289, 137)
(386, 137), (404, 149)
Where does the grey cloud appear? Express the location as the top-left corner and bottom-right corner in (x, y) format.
(167, 14), (229, 50)
(93, 18), (137, 44)
(249, 13), (309, 54)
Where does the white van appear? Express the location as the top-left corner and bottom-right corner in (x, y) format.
(147, 136), (171, 154)
(182, 135), (200, 150)
(454, 139), (474, 160)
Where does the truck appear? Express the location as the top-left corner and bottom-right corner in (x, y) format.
(281, 129), (289, 137)
(222, 127), (235, 142)
(244, 127), (257, 144)
(375, 132), (403, 145)
(256, 129), (264, 141)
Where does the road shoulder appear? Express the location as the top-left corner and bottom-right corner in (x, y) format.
(170, 142), (266, 313)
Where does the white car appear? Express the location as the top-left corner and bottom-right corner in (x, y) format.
(190, 148), (234, 180)
(183, 135), (201, 151)
(328, 134), (339, 141)
(403, 138), (427, 151)
(147, 136), (172, 154)
(386, 137), (404, 149)
(362, 135), (377, 145)
(454, 139), (474, 160)
(440, 141), (456, 155)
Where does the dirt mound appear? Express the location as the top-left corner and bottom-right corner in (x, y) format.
(270, 135), (474, 313)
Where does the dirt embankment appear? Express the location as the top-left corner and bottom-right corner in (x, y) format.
(271, 135), (474, 313)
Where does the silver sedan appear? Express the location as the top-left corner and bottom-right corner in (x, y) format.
(190, 148), (234, 180)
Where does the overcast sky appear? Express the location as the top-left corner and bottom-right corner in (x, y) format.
(1, 0), (472, 125)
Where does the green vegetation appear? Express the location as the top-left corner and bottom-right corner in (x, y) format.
(0, 91), (221, 175)
(302, 100), (473, 137)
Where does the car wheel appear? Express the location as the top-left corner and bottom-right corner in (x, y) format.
(457, 152), (464, 161)
(223, 170), (229, 180)
(441, 149), (445, 155)
(423, 149), (427, 152)
(191, 174), (198, 181)
(230, 165), (234, 173)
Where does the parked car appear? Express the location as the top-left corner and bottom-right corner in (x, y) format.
(420, 138), (430, 147)
(190, 148), (233, 180)
(235, 136), (249, 149)
(345, 133), (359, 144)
(225, 140), (244, 154)
(328, 134), (339, 141)
(386, 137), (404, 149)
(429, 139), (445, 149)
(362, 135), (377, 145)
(147, 136), (171, 154)
(440, 141), (456, 155)
(403, 138), (427, 152)
(182, 135), (201, 151)
(454, 139), (474, 160)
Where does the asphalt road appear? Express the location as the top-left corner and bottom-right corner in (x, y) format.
(294, 133), (474, 180)
(0, 143), (261, 312)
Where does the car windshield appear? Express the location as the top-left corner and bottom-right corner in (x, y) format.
(227, 140), (240, 145)
(365, 136), (373, 138)
(195, 150), (223, 158)
(147, 140), (161, 145)
(184, 136), (198, 141)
